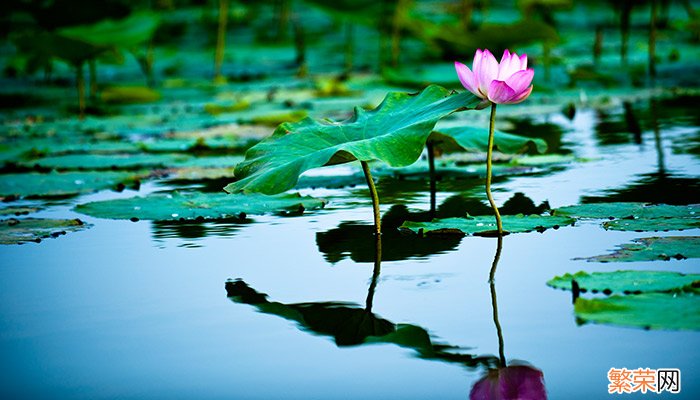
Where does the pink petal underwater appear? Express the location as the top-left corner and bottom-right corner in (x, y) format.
(455, 61), (481, 98)
(470, 366), (547, 400)
(505, 69), (534, 94)
(477, 49), (499, 97)
(487, 80), (516, 104)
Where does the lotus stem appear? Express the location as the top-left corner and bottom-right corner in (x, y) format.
(361, 160), (382, 235)
(486, 103), (503, 235)
(215, 0), (229, 81)
(427, 140), (437, 218)
(88, 59), (97, 99)
(365, 235), (382, 312)
(649, 0), (658, 78)
(76, 63), (85, 119)
(489, 235), (506, 367)
(345, 23), (354, 74)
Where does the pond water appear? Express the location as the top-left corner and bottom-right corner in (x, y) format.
(1, 96), (698, 399)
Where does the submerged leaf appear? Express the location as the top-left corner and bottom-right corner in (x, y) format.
(75, 192), (325, 221)
(577, 236), (700, 263)
(574, 292), (700, 331)
(401, 215), (574, 236)
(547, 270), (700, 294)
(225, 85), (480, 195)
(0, 218), (90, 245)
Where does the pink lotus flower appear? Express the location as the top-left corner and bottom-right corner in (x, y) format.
(455, 49), (534, 106)
(470, 365), (547, 400)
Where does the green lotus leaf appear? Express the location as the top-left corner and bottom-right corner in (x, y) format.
(400, 214), (575, 236)
(574, 292), (700, 331)
(0, 207), (42, 216)
(21, 154), (191, 170)
(225, 85), (481, 195)
(0, 218), (90, 245)
(553, 202), (700, 219)
(576, 236), (700, 263)
(0, 172), (143, 198)
(548, 270), (700, 294)
(74, 192), (325, 221)
(432, 126), (548, 154)
(602, 218), (700, 232)
(58, 12), (161, 49)
(100, 86), (160, 104)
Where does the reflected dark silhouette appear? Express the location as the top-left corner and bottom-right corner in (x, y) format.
(586, 97), (699, 205)
(316, 193), (549, 263)
(471, 237), (548, 400)
(594, 106), (642, 146)
(502, 117), (569, 154)
(226, 235), (497, 367)
(151, 219), (245, 242)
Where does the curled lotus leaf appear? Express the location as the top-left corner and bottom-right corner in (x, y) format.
(225, 85), (481, 195)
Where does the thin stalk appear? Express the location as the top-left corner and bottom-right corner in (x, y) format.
(427, 140), (437, 218)
(489, 235), (506, 367)
(76, 63), (85, 119)
(344, 23), (354, 75)
(391, 0), (407, 68)
(365, 235), (382, 312)
(649, 0), (658, 79)
(620, 3), (632, 65)
(215, 0), (229, 80)
(88, 59), (97, 99)
(361, 160), (382, 235)
(593, 25), (603, 65)
(486, 103), (503, 234)
(651, 99), (666, 173)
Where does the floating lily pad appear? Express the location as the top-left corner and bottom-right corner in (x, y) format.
(602, 218), (700, 232)
(512, 154), (577, 166)
(577, 236), (700, 263)
(0, 218), (90, 245)
(21, 153), (191, 170)
(401, 215), (575, 236)
(548, 271), (700, 294)
(554, 203), (700, 219)
(0, 206), (41, 216)
(100, 86), (160, 104)
(226, 85), (480, 194)
(0, 172), (143, 198)
(574, 292), (700, 331)
(75, 192), (325, 221)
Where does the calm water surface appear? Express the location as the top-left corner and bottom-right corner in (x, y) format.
(1, 100), (699, 399)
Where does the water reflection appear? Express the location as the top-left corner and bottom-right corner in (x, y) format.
(226, 236), (497, 367)
(316, 221), (461, 263)
(594, 102), (642, 146)
(581, 171), (700, 205)
(151, 219), (245, 246)
(316, 193), (548, 263)
(502, 117), (569, 154)
(472, 237), (548, 400)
